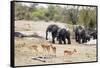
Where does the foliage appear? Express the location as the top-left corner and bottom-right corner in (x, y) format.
(15, 3), (97, 28)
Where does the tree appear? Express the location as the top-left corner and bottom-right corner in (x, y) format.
(32, 7), (47, 21)
(47, 5), (56, 20)
(15, 2), (38, 20)
(67, 6), (80, 25)
(78, 7), (96, 28)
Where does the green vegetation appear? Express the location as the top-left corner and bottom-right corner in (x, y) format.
(15, 3), (97, 29)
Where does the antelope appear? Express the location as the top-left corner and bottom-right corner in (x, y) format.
(41, 44), (51, 55)
(41, 44), (50, 55)
(64, 49), (77, 56)
(41, 44), (57, 56)
(28, 45), (38, 52)
(50, 44), (56, 55)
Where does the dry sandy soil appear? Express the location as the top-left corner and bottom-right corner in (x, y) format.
(15, 20), (97, 66)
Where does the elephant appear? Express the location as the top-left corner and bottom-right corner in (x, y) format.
(74, 26), (92, 44)
(90, 30), (97, 39)
(74, 25), (83, 43)
(46, 24), (59, 43)
(57, 28), (71, 44)
(84, 27), (97, 40)
(15, 32), (24, 37)
(81, 29), (92, 43)
(46, 24), (71, 44)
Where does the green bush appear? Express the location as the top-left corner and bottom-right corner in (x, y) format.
(15, 2), (96, 28)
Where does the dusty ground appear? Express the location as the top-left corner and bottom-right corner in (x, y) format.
(15, 20), (97, 66)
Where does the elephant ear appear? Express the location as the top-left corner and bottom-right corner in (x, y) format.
(52, 26), (59, 32)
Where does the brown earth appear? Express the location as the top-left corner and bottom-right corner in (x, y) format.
(15, 20), (97, 66)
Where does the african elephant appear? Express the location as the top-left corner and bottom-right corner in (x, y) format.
(90, 30), (97, 39)
(74, 26), (92, 44)
(46, 24), (71, 44)
(46, 24), (59, 43)
(57, 28), (71, 44)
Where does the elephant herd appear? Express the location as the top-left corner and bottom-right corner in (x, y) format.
(15, 24), (97, 45)
(46, 24), (97, 44)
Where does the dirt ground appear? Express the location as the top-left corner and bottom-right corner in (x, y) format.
(15, 20), (97, 66)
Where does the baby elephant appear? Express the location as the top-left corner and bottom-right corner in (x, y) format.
(57, 28), (71, 44)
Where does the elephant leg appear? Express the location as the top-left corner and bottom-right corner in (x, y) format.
(75, 33), (78, 42)
(59, 39), (62, 44)
(59, 36), (62, 44)
(84, 38), (87, 43)
(52, 33), (56, 44)
(66, 36), (71, 44)
(56, 36), (59, 41)
(52, 37), (55, 43)
(62, 38), (66, 44)
(78, 35), (81, 44)
(75, 36), (77, 42)
(68, 39), (71, 44)
(82, 35), (86, 43)
(67, 38), (71, 44)
(82, 38), (85, 43)
(82, 37), (86, 43)
(82, 38), (84, 43)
